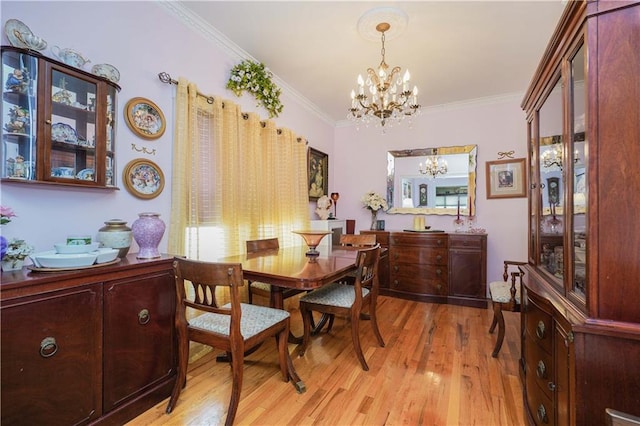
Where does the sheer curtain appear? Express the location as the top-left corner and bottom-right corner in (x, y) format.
(168, 78), (309, 260)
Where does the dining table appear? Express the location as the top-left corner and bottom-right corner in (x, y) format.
(219, 245), (361, 310)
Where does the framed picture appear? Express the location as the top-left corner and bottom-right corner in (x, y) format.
(122, 158), (165, 199)
(124, 97), (166, 140)
(486, 158), (527, 199)
(308, 147), (328, 201)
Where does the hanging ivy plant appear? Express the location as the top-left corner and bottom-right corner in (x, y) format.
(226, 60), (283, 118)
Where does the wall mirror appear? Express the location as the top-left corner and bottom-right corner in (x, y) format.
(386, 144), (477, 215)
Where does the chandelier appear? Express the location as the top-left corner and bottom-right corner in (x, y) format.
(541, 144), (579, 170)
(348, 22), (420, 128)
(418, 155), (448, 178)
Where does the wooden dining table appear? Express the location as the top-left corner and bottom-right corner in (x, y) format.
(219, 245), (361, 310)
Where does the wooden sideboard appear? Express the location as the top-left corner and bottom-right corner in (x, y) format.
(361, 231), (487, 308)
(0, 255), (177, 425)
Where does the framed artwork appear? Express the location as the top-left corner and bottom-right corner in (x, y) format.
(308, 147), (328, 201)
(486, 158), (527, 199)
(122, 158), (165, 199)
(124, 97), (166, 140)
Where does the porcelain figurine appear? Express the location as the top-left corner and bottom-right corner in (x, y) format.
(5, 68), (29, 93)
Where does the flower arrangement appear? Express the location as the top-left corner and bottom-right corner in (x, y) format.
(1, 205), (16, 225)
(226, 60), (283, 118)
(361, 191), (388, 212)
(3, 238), (33, 267)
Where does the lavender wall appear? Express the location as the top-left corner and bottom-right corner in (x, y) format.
(1, 1), (528, 284)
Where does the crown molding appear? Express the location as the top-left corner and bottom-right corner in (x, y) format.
(156, 0), (335, 126)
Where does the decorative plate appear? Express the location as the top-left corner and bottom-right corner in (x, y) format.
(27, 258), (121, 273)
(76, 168), (95, 181)
(4, 19), (32, 49)
(91, 63), (120, 83)
(124, 97), (166, 140)
(51, 122), (78, 144)
(122, 158), (164, 199)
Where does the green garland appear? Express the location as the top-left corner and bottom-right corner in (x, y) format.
(226, 60), (283, 118)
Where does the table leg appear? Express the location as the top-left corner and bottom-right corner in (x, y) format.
(270, 286), (303, 344)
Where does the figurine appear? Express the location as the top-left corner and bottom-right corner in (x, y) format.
(4, 106), (29, 133)
(315, 195), (333, 220)
(5, 68), (29, 93)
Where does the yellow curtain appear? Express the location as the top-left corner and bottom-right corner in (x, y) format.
(168, 78), (309, 260)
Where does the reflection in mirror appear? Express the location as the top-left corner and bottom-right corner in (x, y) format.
(538, 76), (563, 281)
(387, 145), (477, 215)
(571, 42), (587, 298)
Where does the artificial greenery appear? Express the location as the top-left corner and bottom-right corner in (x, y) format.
(226, 60), (283, 118)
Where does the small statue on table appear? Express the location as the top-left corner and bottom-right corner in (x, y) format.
(315, 195), (333, 220)
(4, 106), (29, 134)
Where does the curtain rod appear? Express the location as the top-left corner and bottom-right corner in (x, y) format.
(158, 72), (308, 144)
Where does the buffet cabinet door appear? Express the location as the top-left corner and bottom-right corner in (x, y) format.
(0, 284), (103, 425)
(102, 271), (176, 411)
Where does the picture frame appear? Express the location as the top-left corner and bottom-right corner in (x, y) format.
(124, 97), (166, 140)
(486, 158), (527, 199)
(122, 158), (165, 199)
(308, 147), (328, 201)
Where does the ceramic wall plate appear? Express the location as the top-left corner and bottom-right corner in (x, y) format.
(4, 19), (32, 49)
(91, 63), (120, 83)
(124, 97), (166, 140)
(51, 166), (75, 178)
(122, 158), (165, 199)
(51, 122), (78, 144)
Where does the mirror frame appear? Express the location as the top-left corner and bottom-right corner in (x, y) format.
(386, 144), (478, 215)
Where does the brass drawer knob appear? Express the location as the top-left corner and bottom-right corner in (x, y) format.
(536, 320), (546, 339)
(536, 360), (546, 378)
(537, 404), (549, 424)
(138, 308), (150, 325)
(40, 337), (58, 358)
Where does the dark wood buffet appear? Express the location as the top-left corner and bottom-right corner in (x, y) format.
(521, 1), (640, 424)
(0, 255), (177, 425)
(361, 230), (487, 308)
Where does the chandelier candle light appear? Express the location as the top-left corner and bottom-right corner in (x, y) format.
(418, 154), (448, 178)
(348, 15), (421, 129)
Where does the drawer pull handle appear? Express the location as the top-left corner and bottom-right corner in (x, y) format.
(547, 381), (556, 391)
(138, 308), (150, 325)
(536, 360), (546, 378)
(394, 266), (399, 272)
(436, 239), (443, 245)
(536, 320), (546, 339)
(436, 255), (442, 261)
(436, 269), (442, 275)
(537, 404), (549, 424)
(40, 337), (58, 358)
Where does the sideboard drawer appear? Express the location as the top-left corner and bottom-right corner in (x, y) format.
(525, 370), (555, 425)
(390, 233), (448, 248)
(449, 235), (484, 249)
(525, 294), (553, 354)
(389, 247), (447, 265)
(524, 332), (555, 400)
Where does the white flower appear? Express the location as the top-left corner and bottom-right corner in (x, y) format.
(3, 238), (33, 261)
(361, 191), (388, 212)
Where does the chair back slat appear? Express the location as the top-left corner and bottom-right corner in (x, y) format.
(246, 238), (279, 253)
(353, 245), (381, 306)
(340, 234), (376, 247)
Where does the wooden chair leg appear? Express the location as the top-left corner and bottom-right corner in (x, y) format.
(247, 282), (254, 304)
(489, 309), (498, 334)
(225, 344), (244, 426)
(491, 305), (506, 358)
(298, 304), (312, 356)
(350, 309), (368, 371)
(370, 301), (385, 347)
(165, 329), (189, 414)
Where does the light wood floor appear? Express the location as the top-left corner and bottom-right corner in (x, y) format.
(127, 296), (524, 425)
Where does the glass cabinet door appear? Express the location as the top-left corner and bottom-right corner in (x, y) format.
(570, 42), (587, 299)
(1, 48), (37, 180)
(537, 76), (564, 288)
(46, 66), (98, 183)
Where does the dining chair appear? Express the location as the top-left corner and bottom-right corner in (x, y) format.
(246, 238), (305, 305)
(488, 260), (527, 357)
(606, 408), (640, 426)
(165, 257), (304, 426)
(298, 245), (385, 371)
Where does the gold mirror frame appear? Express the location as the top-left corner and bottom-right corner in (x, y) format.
(386, 144), (477, 215)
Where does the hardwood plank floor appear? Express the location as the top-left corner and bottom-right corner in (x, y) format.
(127, 296), (524, 425)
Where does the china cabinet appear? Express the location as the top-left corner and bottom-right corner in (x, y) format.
(0, 255), (176, 425)
(521, 1), (640, 424)
(1, 46), (119, 188)
(361, 230), (487, 307)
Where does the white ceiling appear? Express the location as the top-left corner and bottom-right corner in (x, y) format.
(176, 1), (566, 124)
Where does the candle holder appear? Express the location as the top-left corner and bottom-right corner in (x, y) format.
(292, 230), (331, 258)
(330, 192), (340, 218)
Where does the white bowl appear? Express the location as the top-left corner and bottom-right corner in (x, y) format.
(54, 242), (99, 254)
(34, 251), (98, 268)
(93, 248), (119, 264)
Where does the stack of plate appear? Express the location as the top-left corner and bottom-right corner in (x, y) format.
(30, 244), (119, 269)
